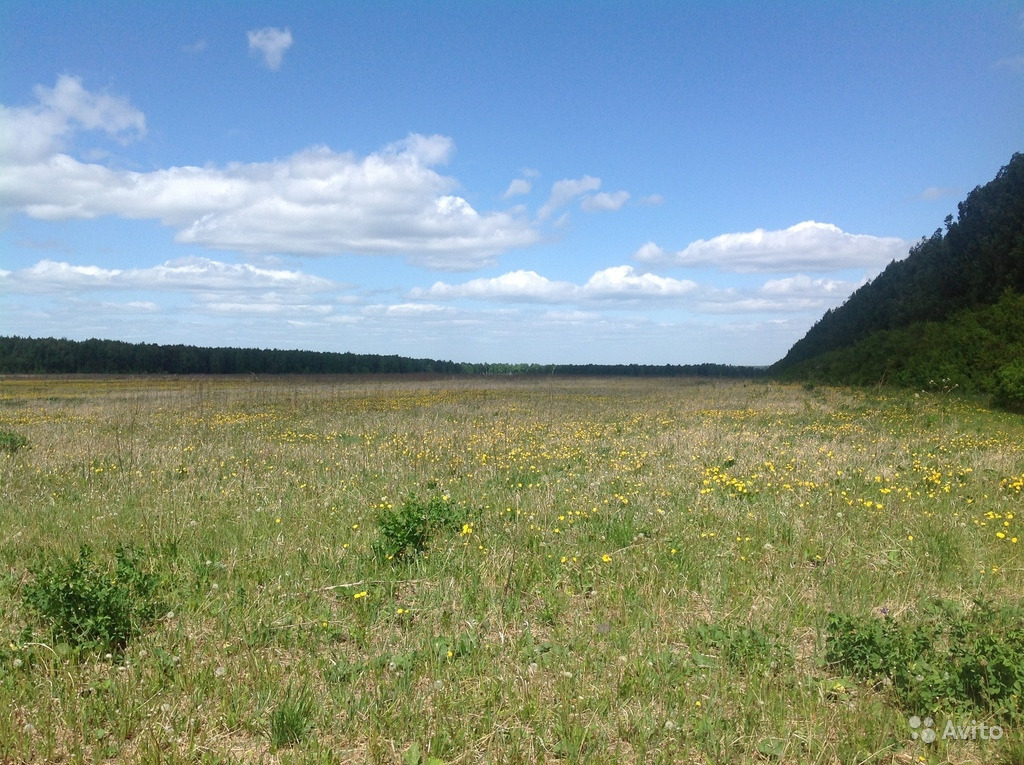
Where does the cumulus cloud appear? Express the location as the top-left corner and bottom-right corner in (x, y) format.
(582, 265), (696, 297)
(383, 302), (451, 317)
(2, 256), (334, 294)
(634, 221), (909, 272)
(414, 270), (573, 302)
(759, 274), (856, 297)
(248, 27), (293, 70)
(537, 175), (602, 220)
(0, 78), (542, 269)
(503, 178), (532, 198)
(412, 265), (696, 304)
(535, 176), (631, 220)
(0, 75), (145, 164)
(581, 190), (630, 212)
(692, 274), (862, 314)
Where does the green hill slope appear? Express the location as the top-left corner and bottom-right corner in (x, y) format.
(773, 153), (1024, 409)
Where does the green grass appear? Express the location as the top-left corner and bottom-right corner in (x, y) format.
(0, 375), (1022, 763)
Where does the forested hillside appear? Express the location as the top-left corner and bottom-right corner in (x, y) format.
(773, 153), (1024, 409)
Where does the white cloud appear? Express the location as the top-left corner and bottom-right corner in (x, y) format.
(412, 265), (696, 304)
(2, 257), (334, 294)
(248, 27), (293, 70)
(503, 178), (532, 198)
(412, 270), (569, 302)
(634, 221), (909, 272)
(696, 296), (836, 314)
(581, 190), (630, 212)
(759, 274), (855, 297)
(99, 300), (161, 313)
(638, 193), (664, 206)
(0, 75), (145, 164)
(582, 265), (696, 297)
(993, 54), (1024, 72)
(918, 186), (957, 201)
(693, 274), (861, 314)
(384, 302), (450, 317)
(537, 175), (602, 220)
(1, 79), (541, 269)
(201, 300), (333, 316)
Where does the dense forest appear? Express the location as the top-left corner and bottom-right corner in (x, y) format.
(774, 152), (1024, 369)
(773, 152), (1024, 410)
(0, 335), (761, 379)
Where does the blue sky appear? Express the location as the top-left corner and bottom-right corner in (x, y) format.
(2, 1), (1022, 365)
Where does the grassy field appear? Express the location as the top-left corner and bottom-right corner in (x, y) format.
(0, 375), (1022, 764)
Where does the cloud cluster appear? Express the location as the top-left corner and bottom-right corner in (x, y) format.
(535, 175), (631, 220)
(414, 266), (696, 303)
(1, 79), (544, 269)
(2, 75), (910, 363)
(0, 75), (145, 164)
(635, 221), (908, 272)
(2, 256), (334, 294)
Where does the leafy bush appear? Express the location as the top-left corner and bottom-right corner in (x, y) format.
(373, 492), (463, 561)
(992, 359), (1024, 413)
(22, 545), (162, 653)
(0, 429), (28, 454)
(826, 600), (1024, 721)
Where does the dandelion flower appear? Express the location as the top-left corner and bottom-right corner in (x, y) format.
(353, 590), (368, 599)
(602, 554), (612, 563)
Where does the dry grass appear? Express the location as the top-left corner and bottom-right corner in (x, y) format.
(1, 375), (1022, 763)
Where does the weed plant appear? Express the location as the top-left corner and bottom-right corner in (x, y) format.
(22, 544), (161, 653)
(0, 429), (27, 453)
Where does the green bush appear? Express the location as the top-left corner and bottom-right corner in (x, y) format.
(373, 492), (463, 562)
(826, 600), (1024, 721)
(0, 430), (28, 454)
(992, 359), (1024, 413)
(22, 545), (162, 653)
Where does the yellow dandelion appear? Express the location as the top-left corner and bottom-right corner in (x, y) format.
(602, 554), (612, 563)
(353, 590), (368, 599)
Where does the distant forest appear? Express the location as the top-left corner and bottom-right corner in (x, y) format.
(0, 335), (763, 378)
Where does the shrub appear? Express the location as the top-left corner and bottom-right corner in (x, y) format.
(992, 359), (1024, 413)
(22, 545), (162, 653)
(373, 492), (463, 562)
(0, 430), (28, 454)
(825, 600), (1024, 721)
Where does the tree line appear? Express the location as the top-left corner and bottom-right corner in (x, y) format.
(0, 336), (763, 379)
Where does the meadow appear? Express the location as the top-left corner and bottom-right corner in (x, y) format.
(0, 375), (1022, 764)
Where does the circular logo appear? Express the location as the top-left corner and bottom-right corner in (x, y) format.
(908, 716), (936, 743)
